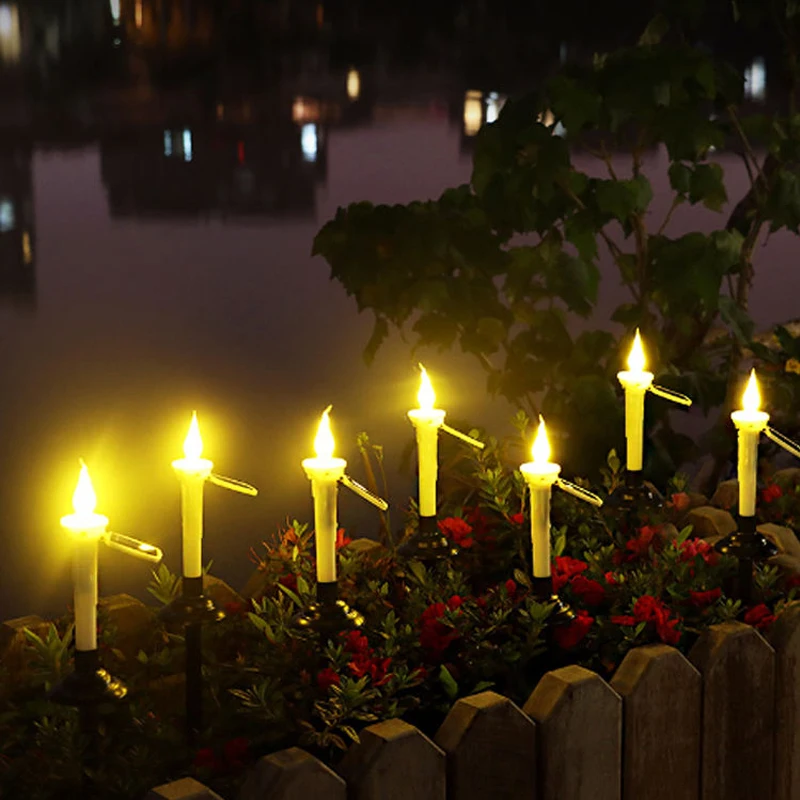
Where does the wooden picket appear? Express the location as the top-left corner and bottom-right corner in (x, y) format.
(4, 603), (800, 800)
(611, 643), (701, 800)
(769, 603), (800, 800)
(689, 621), (776, 800)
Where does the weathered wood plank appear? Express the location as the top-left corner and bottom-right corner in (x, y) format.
(435, 690), (537, 800)
(769, 602), (800, 800)
(239, 746), (345, 800)
(524, 664), (622, 800)
(339, 718), (446, 800)
(144, 776), (224, 799)
(689, 621), (775, 800)
(611, 644), (701, 800)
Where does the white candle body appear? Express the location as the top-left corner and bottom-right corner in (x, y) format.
(408, 408), (446, 517)
(61, 512), (108, 652)
(74, 537), (99, 651)
(173, 459), (212, 579)
(732, 410), (769, 517)
(520, 463), (561, 578)
(303, 457), (346, 583)
(617, 370), (654, 471)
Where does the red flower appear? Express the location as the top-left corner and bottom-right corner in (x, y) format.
(223, 737), (249, 769)
(744, 604), (776, 631)
(625, 526), (659, 558)
(343, 630), (371, 656)
(553, 610), (594, 649)
(689, 588), (722, 608)
(447, 595), (463, 611)
(611, 615), (637, 626)
(335, 528), (352, 549)
(419, 602), (459, 660)
(465, 507), (495, 540)
(438, 517), (474, 549)
(504, 579), (517, 598)
(633, 595), (666, 623)
(224, 601), (248, 616)
(632, 595), (681, 645)
(553, 556), (588, 592)
(679, 538), (719, 566)
(604, 571), (618, 585)
(194, 748), (222, 772)
(278, 573), (298, 593)
(570, 575), (606, 606)
(761, 483), (782, 504)
(655, 615), (681, 645)
(349, 655), (392, 686)
(509, 512), (525, 526)
(670, 492), (691, 512)
(317, 667), (341, 692)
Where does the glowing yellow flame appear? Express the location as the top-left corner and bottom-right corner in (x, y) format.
(72, 460), (98, 517)
(346, 68), (361, 101)
(314, 405), (335, 459)
(742, 369), (761, 412)
(531, 416), (551, 464)
(627, 329), (646, 372)
(183, 411), (203, 461)
(463, 91), (483, 136)
(417, 364), (436, 410)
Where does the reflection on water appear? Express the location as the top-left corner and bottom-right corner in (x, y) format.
(0, 0), (792, 619)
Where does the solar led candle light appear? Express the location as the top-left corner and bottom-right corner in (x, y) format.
(61, 461), (163, 651)
(519, 417), (602, 618)
(53, 461), (160, 719)
(732, 370), (770, 518)
(172, 411), (257, 580)
(405, 365), (484, 558)
(298, 406), (388, 634)
(617, 329), (692, 472)
(716, 368), (800, 602)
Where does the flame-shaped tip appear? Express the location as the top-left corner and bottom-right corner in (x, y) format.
(627, 328), (646, 372)
(183, 411), (203, 461)
(742, 368), (761, 412)
(417, 364), (436, 410)
(72, 460), (98, 517)
(531, 415), (551, 464)
(314, 406), (335, 459)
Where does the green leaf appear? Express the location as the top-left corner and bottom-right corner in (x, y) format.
(439, 665), (459, 699)
(277, 583), (302, 608)
(364, 317), (389, 365)
(594, 176), (652, 222)
(668, 163), (692, 195)
(638, 13), (670, 46)
(690, 163), (727, 211)
(565, 213), (599, 262)
(718, 295), (754, 344)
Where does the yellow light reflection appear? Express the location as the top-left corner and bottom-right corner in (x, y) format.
(463, 90), (483, 136)
(347, 68), (361, 101)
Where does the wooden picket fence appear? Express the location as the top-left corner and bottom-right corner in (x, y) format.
(145, 604), (800, 800)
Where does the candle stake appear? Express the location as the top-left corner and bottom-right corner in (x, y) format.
(715, 516), (777, 605)
(294, 580), (365, 637)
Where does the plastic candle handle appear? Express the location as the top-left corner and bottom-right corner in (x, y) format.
(555, 478), (604, 507)
(208, 473), (259, 496)
(441, 423), (485, 449)
(340, 475), (389, 510)
(649, 385), (693, 407)
(104, 532), (163, 563)
(765, 426), (800, 460)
